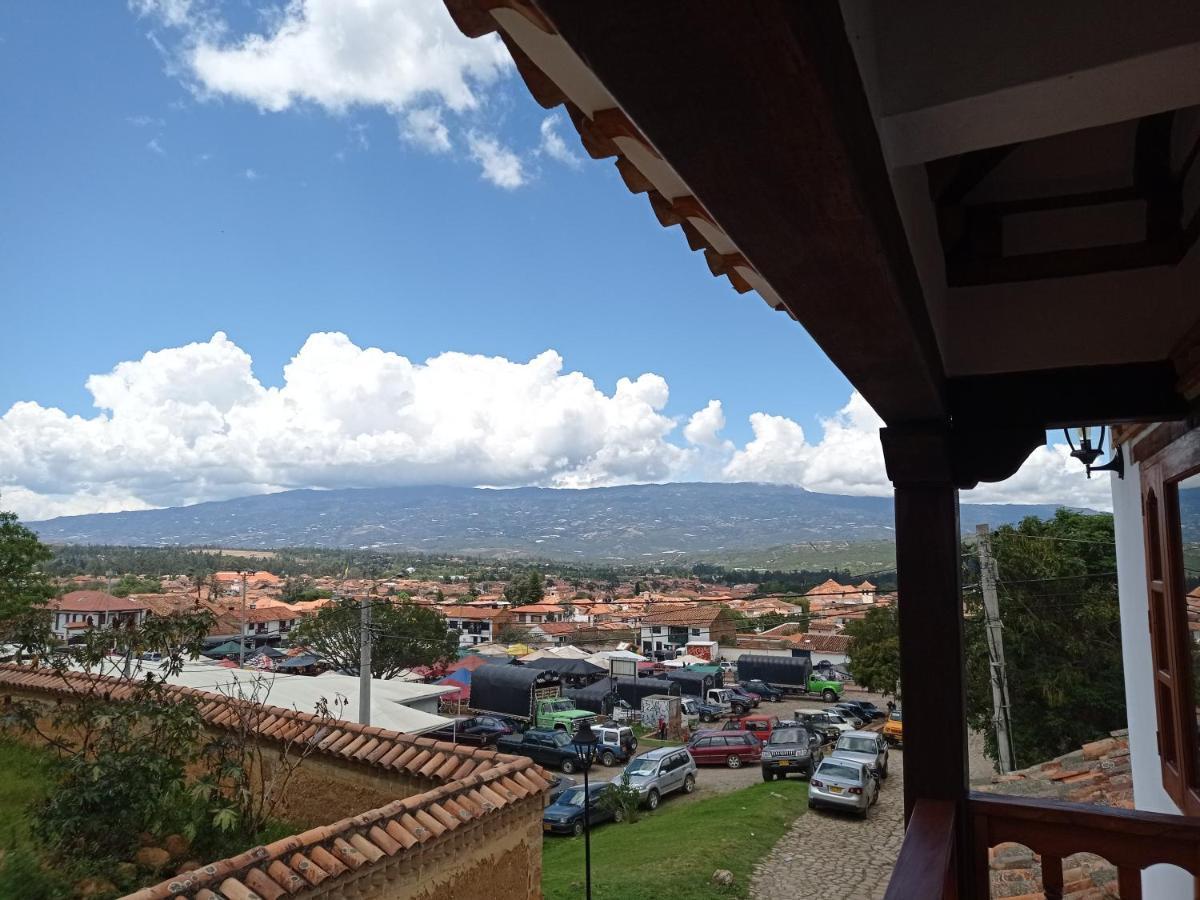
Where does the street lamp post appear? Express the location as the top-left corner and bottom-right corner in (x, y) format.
(570, 721), (599, 900)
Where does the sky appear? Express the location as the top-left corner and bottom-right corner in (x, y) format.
(0, 1), (1112, 521)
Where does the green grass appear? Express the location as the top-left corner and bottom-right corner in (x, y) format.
(0, 739), (71, 900)
(542, 780), (808, 900)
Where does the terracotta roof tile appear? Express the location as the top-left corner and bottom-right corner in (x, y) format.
(0, 664), (549, 900)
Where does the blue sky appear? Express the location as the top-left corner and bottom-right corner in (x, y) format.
(0, 1), (1105, 519)
(0, 2), (846, 428)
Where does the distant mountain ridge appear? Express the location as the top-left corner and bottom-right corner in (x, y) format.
(27, 483), (1078, 562)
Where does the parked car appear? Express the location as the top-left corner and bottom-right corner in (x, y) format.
(681, 695), (727, 723)
(809, 757), (879, 818)
(611, 747), (698, 810)
(546, 772), (577, 803)
(542, 782), (622, 836)
(823, 709), (857, 731)
(728, 685), (761, 709)
(831, 730), (890, 779)
(594, 724), (638, 766)
(792, 709), (840, 744)
(796, 706), (853, 735)
(832, 703), (866, 728)
(738, 679), (785, 702)
(688, 731), (762, 768)
(856, 701), (887, 720)
(883, 708), (903, 746)
(496, 728), (584, 773)
(717, 660), (736, 677)
(428, 715), (512, 746)
(759, 724), (819, 781)
(694, 714), (779, 743)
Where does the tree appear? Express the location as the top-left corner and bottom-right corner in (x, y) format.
(845, 605), (901, 697)
(497, 623), (535, 645)
(290, 597), (457, 678)
(0, 510), (56, 654)
(964, 509), (1124, 769)
(503, 570), (545, 605)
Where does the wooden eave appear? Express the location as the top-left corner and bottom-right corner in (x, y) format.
(446, 0), (948, 425)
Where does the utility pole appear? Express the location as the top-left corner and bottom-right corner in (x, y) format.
(239, 571), (248, 668)
(977, 524), (1015, 772)
(359, 594), (372, 725)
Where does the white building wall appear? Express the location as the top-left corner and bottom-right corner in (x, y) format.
(1112, 459), (1193, 897)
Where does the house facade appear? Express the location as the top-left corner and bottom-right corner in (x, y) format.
(441, 606), (514, 648)
(48, 591), (148, 641)
(639, 606), (738, 658)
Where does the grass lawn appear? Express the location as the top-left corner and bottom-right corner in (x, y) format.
(542, 779), (807, 900)
(0, 738), (68, 900)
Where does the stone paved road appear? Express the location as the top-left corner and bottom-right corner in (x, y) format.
(750, 749), (906, 900)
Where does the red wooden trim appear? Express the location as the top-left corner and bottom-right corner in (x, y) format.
(883, 799), (957, 900)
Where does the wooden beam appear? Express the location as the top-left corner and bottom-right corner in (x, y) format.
(535, 0), (947, 424)
(948, 360), (1188, 430)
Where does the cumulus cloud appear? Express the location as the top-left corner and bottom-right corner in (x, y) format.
(0, 335), (1113, 520)
(1, 333), (691, 518)
(130, 0), (537, 187)
(466, 132), (525, 189)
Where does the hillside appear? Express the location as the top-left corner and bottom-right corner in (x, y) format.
(28, 483), (1075, 564)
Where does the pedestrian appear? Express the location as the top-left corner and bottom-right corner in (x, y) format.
(886, 700), (896, 715)
(657, 715), (667, 739)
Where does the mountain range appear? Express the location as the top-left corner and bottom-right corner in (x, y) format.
(28, 483), (1076, 563)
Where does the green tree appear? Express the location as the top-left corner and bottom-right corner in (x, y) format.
(290, 598), (457, 678)
(0, 511), (56, 654)
(964, 509), (1124, 768)
(845, 605), (901, 697)
(503, 570), (545, 605)
(109, 573), (162, 597)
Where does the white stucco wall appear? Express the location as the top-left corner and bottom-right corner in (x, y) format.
(1112, 458), (1193, 896)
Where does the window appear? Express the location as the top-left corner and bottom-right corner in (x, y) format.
(1142, 428), (1200, 813)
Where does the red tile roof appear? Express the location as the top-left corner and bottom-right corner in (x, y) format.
(641, 606), (731, 627)
(50, 591), (146, 613)
(0, 664), (548, 900)
(804, 579), (857, 597)
(782, 632), (852, 654)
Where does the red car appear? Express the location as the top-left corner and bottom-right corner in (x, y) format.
(687, 730), (763, 769)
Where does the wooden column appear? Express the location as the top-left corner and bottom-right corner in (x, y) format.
(883, 425), (973, 898)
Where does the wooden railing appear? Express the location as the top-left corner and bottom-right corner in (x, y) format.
(883, 799), (959, 900)
(970, 792), (1200, 899)
(887, 792), (1200, 899)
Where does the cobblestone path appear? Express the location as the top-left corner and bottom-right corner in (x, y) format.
(750, 749), (906, 900)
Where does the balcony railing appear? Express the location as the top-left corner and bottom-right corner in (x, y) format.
(885, 792), (1200, 899)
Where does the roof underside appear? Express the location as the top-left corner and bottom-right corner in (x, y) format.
(446, 0), (1200, 433)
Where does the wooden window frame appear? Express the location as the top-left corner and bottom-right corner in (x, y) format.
(1141, 426), (1200, 814)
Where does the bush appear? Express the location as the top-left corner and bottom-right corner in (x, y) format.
(598, 772), (642, 824)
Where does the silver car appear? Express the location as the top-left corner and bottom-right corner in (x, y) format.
(611, 746), (697, 810)
(830, 730), (890, 779)
(809, 757), (879, 818)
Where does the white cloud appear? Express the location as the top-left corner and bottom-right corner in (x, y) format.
(131, 0), (538, 189)
(126, 113), (163, 127)
(1, 333), (690, 518)
(243, 167), (258, 180)
(401, 107), (452, 153)
(684, 400), (728, 448)
(467, 132), (525, 189)
(146, 137), (166, 155)
(537, 114), (581, 169)
(182, 0), (510, 115)
(0, 336), (1112, 520)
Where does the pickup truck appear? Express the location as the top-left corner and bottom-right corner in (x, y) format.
(694, 714), (780, 743)
(681, 696), (725, 724)
(427, 715), (513, 747)
(496, 728), (585, 773)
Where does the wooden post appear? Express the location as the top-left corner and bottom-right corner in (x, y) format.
(883, 425), (973, 898)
